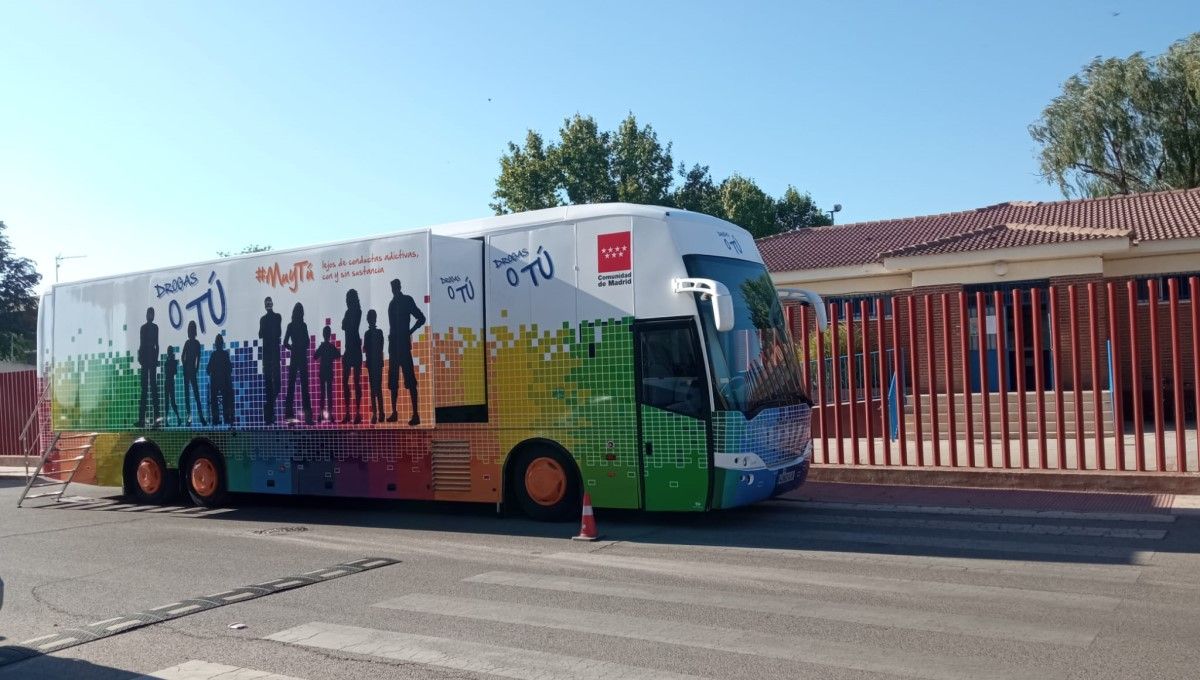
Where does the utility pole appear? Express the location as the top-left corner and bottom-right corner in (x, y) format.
(55, 253), (87, 283)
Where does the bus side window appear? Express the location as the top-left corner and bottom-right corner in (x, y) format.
(638, 326), (707, 419)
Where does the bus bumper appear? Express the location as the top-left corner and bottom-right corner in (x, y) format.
(712, 455), (810, 509)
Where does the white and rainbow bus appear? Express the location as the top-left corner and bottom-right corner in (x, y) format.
(33, 204), (822, 519)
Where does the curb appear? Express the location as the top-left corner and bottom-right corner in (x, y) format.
(809, 465), (1200, 494)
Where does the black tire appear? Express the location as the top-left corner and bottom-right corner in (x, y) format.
(511, 445), (581, 522)
(123, 447), (175, 504)
(181, 445), (228, 507)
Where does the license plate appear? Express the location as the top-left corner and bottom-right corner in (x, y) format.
(777, 469), (796, 485)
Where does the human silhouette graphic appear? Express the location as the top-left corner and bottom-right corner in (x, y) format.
(364, 309), (385, 424)
(163, 346), (181, 426)
(207, 333), (235, 426)
(340, 289), (363, 424)
(314, 325), (340, 423)
(258, 296), (282, 425)
(181, 321), (206, 426)
(284, 302), (313, 425)
(136, 307), (160, 428)
(387, 278), (426, 425)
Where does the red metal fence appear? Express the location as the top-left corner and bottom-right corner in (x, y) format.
(787, 276), (1200, 474)
(0, 369), (37, 456)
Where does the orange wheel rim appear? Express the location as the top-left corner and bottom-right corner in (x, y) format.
(525, 457), (566, 506)
(191, 458), (218, 497)
(136, 458), (162, 495)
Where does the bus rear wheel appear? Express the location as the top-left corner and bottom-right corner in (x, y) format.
(512, 446), (580, 522)
(124, 448), (174, 504)
(182, 446), (228, 507)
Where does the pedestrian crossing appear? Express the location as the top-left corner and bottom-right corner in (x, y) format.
(42, 499), (1196, 679)
(39, 496), (234, 517)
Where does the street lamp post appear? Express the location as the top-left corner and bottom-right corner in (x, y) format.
(55, 253), (87, 283)
(826, 203), (843, 225)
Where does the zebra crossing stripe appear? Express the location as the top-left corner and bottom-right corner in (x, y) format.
(772, 500), (1177, 523)
(543, 552), (1121, 611)
(267, 622), (714, 680)
(772, 511), (1169, 539)
(620, 540), (1145, 583)
(136, 659), (307, 680)
(373, 594), (1050, 680)
(767, 527), (1156, 561)
(464, 571), (1098, 647)
(0, 557), (398, 669)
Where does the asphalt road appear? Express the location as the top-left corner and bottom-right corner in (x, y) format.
(1, 477), (1199, 680)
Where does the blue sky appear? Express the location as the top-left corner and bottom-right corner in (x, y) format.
(2, 1), (1197, 289)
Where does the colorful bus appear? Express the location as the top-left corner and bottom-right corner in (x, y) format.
(32, 204), (822, 519)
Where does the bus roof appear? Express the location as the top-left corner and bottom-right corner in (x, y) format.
(50, 203), (735, 290)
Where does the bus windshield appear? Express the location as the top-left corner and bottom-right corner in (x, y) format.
(683, 254), (810, 418)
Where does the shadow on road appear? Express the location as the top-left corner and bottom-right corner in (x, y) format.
(23, 482), (1197, 568)
(0, 653), (142, 680)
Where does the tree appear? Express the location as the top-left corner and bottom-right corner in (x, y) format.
(553, 114), (615, 205)
(217, 244), (272, 258)
(671, 163), (722, 216)
(490, 131), (562, 215)
(611, 114), (674, 205)
(775, 186), (833, 231)
(0, 221), (42, 363)
(490, 112), (836, 238)
(718, 174), (776, 238)
(1030, 32), (1200, 197)
(1154, 34), (1200, 191)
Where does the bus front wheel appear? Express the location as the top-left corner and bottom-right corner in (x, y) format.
(182, 446), (228, 508)
(512, 446), (580, 522)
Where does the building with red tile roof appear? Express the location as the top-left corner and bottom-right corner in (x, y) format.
(760, 187), (1200, 294)
(760, 188), (1198, 430)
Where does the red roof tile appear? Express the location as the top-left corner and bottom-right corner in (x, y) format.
(759, 187), (1200, 272)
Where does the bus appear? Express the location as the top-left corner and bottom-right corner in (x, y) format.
(30, 204), (823, 520)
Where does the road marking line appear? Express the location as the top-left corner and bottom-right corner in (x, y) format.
(768, 528), (1155, 561)
(772, 500), (1177, 523)
(0, 558), (398, 669)
(136, 659), (306, 679)
(268, 622), (714, 680)
(773, 512), (1168, 539)
(619, 541), (1145, 583)
(543, 552), (1121, 611)
(464, 571), (1098, 647)
(373, 595), (1050, 680)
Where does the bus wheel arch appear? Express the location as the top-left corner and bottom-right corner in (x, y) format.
(122, 439), (175, 504)
(179, 438), (228, 508)
(504, 439), (582, 522)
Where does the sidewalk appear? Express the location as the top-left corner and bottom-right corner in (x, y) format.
(782, 480), (1200, 515)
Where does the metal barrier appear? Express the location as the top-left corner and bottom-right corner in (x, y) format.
(788, 276), (1200, 473)
(0, 369), (37, 456)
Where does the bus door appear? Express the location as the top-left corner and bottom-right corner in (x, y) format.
(633, 319), (711, 511)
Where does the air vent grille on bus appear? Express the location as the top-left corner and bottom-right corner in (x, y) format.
(431, 440), (472, 492)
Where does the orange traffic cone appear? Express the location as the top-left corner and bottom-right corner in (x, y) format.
(572, 492), (599, 541)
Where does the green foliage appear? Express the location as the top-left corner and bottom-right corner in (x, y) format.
(491, 113), (834, 238)
(775, 186), (833, 231)
(611, 114), (674, 205)
(0, 220), (42, 362)
(803, 321), (862, 360)
(554, 115), (616, 205)
(671, 163), (722, 216)
(718, 174), (776, 238)
(740, 272), (779, 330)
(217, 244), (272, 258)
(490, 131), (563, 215)
(1030, 32), (1200, 197)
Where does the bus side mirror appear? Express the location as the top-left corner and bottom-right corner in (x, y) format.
(776, 288), (828, 331)
(671, 278), (735, 332)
